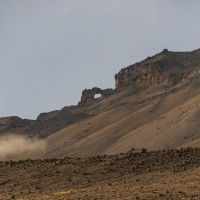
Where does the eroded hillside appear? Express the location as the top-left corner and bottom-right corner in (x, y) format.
(1, 49), (200, 160)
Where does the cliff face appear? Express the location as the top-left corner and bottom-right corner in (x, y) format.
(115, 49), (200, 88)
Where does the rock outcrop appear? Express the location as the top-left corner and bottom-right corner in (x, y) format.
(0, 88), (113, 138)
(79, 87), (114, 104)
(115, 49), (200, 88)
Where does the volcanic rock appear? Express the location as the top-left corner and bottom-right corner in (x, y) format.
(115, 48), (200, 88)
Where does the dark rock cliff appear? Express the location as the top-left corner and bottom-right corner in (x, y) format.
(115, 49), (200, 88)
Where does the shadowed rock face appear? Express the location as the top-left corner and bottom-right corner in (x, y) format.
(0, 117), (30, 133)
(115, 49), (200, 88)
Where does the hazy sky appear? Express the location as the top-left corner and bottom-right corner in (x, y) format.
(1, 0), (200, 119)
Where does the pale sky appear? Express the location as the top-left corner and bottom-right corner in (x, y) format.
(1, 0), (200, 119)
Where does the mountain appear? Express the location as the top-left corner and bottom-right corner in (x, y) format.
(1, 48), (200, 159)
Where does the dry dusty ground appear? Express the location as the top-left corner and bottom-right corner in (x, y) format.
(1, 147), (200, 199)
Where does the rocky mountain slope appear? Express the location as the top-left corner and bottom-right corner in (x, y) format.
(1, 48), (200, 160)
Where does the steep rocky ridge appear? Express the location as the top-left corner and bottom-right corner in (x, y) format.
(1, 48), (200, 159)
(115, 48), (200, 88)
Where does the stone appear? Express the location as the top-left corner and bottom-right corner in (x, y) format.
(79, 87), (113, 104)
(115, 49), (200, 88)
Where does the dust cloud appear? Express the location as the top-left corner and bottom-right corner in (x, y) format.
(0, 135), (46, 161)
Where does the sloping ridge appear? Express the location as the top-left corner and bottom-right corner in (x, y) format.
(31, 78), (200, 158)
(1, 48), (200, 159)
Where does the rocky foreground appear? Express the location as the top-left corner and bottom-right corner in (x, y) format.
(1, 147), (200, 199)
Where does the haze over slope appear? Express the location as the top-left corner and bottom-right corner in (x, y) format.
(1, 48), (200, 159)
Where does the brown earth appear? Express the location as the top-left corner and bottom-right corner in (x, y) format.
(2, 49), (200, 199)
(19, 76), (200, 159)
(1, 147), (200, 200)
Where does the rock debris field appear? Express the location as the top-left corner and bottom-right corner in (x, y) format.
(1, 147), (200, 199)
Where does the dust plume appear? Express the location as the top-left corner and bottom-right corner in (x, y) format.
(0, 135), (46, 161)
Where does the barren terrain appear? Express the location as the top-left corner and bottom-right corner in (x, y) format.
(1, 49), (200, 160)
(17, 76), (200, 160)
(1, 49), (200, 199)
(1, 147), (200, 199)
